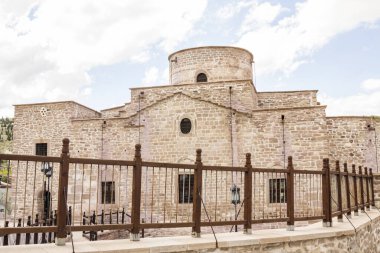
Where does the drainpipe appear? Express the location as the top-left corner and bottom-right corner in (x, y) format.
(101, 120), (106, 159)
(229, 86), (234, 167)
(281, 115), (286, 169)
(138, 91), (145, 145)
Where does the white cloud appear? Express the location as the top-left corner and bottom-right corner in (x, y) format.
(130, 51), (152, 64)
(142, 66), (170, 86)
(216, 0), (254, 20)
(236, 0), (380, 76)
(162, 67), (169, 83)
(361, 78), (380, 91)
(0, 0), (207, 116)
(239, 2), (284, 34)
(142, 67), (159, 85)
(320, 79), (380, 116)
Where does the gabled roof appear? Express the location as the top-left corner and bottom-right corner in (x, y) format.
(14, 101), (101, 115)
(126, 92), (251, 120)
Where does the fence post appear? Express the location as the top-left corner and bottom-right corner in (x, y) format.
(286, 156), (295, 231)
(365, 167), (370, 210)
(336, 161), (343, 222)
(344, 163), (351, 218)
(370, 168), (375, 207)
(3, 221), (9, 246)
(192, 149), (203, 238)
(359, 166), (365, 213)
(244, 153), (252, 234)
(322, 158), (332, 227)
(56, 138), (70, 246)
(34, 214), (39, 244)
(16, 218), (21, 245)
(131, 144), (142, 241)
(26, 216), (31, 244)
(352, 165), (359, 216)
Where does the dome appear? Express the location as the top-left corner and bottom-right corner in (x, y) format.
(168, 46), (254, 85)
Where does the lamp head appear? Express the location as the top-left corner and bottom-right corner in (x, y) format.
(230, 184), (241, 205)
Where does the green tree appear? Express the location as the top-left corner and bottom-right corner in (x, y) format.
(0, 117), (13, 141)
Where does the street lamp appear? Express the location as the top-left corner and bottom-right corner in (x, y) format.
(230, 184), (240, 205)
(41, 162), (53, 221)
(41, 162), (53, 177)
(230, 184), (240, 232)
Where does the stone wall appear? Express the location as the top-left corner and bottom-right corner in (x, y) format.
(127, 80), (257, 117)
(373, 173), (380, 207)
(237, 106), (328, 170)
(257, 90), (319, 109)
(327, 117), (380, 171)
(12, 101), (100, 156)
(168, 46), (253, 85)
(69, 117), (139, 160)
(11, 102), (101, 217)
(100, 105), (125, 118)
(136, 92), (232, 165)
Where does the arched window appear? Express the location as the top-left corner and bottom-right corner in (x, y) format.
(196, 73), (207, 82)
(180, 118), (192, 134)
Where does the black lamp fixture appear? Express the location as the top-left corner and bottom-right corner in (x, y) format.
(230, 184), (240, 205)
(231, 183), (240, 232)
(41, 162), (53, 178)
(41, 162), (53, 221)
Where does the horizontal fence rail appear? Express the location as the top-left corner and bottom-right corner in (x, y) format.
(0, 138), (376, 246)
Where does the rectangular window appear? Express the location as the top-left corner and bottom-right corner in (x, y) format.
(178, 174), (194, 203)
(269, 178), (287, 203)
(36, 143), (48, 156)
(101, 181), (115, 204)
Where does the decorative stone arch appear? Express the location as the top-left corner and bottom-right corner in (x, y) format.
(177, 157), (195, 164)
(194, 70), (209, 83)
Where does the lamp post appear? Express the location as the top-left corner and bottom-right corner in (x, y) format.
(41, 162), (53, 221)
(230, 184), (240, 232)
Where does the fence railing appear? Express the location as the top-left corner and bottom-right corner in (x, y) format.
(0, 138), (376, 246)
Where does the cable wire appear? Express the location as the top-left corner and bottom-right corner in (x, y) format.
(198, 189), (218, 248)
(64, 187), (75, 253)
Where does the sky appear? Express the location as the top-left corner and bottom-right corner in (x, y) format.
(0, 0), (380, 117)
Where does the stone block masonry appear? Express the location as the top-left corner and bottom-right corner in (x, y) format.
(327, 116), (380, 171)
(168, 46), (253, 85)
(10, 46), (380, 224)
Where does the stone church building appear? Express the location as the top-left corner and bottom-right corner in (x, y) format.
(10, 46), (380, 221)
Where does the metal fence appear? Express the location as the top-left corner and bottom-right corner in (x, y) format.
(0, 138), (375, 246)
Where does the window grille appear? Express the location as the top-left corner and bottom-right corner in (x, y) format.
(101, 181), (115, 204)
(178, 174), (194, 203)
(269, 178), (287, 203)
(36, 143), (48, 156)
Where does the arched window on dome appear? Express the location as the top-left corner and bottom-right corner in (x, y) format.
(196, 73), (207, 82)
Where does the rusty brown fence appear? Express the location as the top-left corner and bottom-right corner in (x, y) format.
(0, 138), (376, 246)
